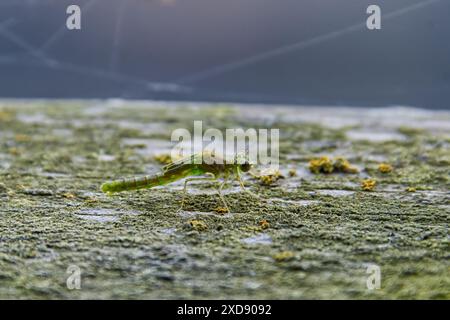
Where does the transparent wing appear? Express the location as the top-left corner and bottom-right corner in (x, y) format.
(162, 153), (202, 173)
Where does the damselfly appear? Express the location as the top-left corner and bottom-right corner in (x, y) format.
(101, 152), (255, 212)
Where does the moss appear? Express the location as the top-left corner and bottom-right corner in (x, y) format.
(0, 100), (448, 299)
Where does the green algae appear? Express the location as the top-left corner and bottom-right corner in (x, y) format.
(0, 100), (448, 299)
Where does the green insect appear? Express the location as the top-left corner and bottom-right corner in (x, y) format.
(101, 152), (255, 212)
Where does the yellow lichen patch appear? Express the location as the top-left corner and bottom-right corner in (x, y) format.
(188, 219), (208, 231)
(288, 169), (297, 177)
(398, 126), (425, 136)
(214, 207), (229, 214)
(14, 134), (31, 142)
(260, 175), (276, 185)
(406, 187), (416, 192)
(258, 168), (284, 185)
(361, 179), (376, 191)
(0, 110), (14, 122)
(153, 153), (173, 165)
(333, 157), (359, 174)
(0, 183), (8, 193)
(62, 192), (76, 199)
(309, 156), (334, 174)
(8, 147), (21, 156)
(309, 156), (358, 174)
(378, 163), (393, 174)
(84, 197), (98, 203)
(244, 225), (262, 232)
(273, 251), (295, 262)
(259, 219), (270, 230)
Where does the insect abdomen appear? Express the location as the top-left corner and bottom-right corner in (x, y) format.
(101, 173), (166, 193)
(101, 168), (197, 194)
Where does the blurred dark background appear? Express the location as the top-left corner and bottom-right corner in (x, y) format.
(0, 0), (449, 109)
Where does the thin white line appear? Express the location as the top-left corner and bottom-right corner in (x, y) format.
(0, 0), (54, 6)
(0, 20), (191, 94)
(109, 1), (127, 72)
(38, 0), (98, 52)
(0, 20), (54, 64)
(176, 0), (444, 84)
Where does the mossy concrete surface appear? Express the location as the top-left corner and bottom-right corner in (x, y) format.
(0, 100), (448, 299)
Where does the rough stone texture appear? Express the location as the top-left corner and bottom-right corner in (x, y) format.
(0, 99), (448, 299)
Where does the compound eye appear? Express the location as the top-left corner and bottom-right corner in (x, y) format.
(241, 162), (251, 172)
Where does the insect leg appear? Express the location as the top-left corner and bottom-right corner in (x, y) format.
(236, 168), (262, 200)
(178, 173), (217, 212)
(217, 177), (230, 213)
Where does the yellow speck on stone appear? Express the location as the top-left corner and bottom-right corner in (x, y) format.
(153, 153), (173, 165)
(0, 183), (7, 193)
(309, 156), (358, 174)
(189, 219), (208, 231)
(214, 207), (229, 214)
(0, 110), (14, 122)
(361, 179), (376, 191)
(14, 134), (31, 142)
(288, 169), (297, 177)
(8, 147), (21, 156)
(309, 156), (334, 174)
(406, 187), (416, 192)
(260, 175), (275, 185)
(258, 168), (284, 185)
(245, 226), (262, 232)
(259, 219), (270, 230)
(62, 192), (76, 199)
(273, 251), (295, 262)
(333, 157), (359, 174)
(378, 163), (393, 173)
